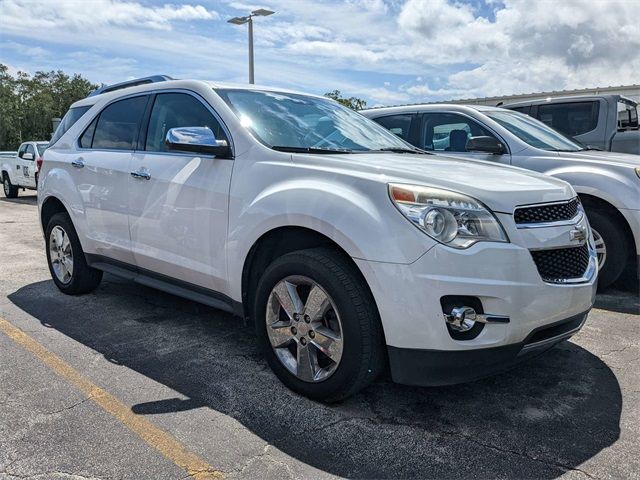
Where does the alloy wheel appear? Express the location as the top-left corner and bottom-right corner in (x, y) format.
(592, 228), (607, 270)
(49, 225), (74, 284)
(265, 275), (344, 383)
(3, 178), (9, 196)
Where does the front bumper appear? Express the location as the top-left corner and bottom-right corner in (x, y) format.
(387, 310), (589, 386)
(354, 225), (597, 385)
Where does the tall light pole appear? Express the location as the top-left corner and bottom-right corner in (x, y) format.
(228, 8), (275, 84)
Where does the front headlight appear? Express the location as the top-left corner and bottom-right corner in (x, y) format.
(635, 167), (640, 179)
(389, 183), (509, 249)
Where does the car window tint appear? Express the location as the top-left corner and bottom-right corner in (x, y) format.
(510, 106), (530, 115)
(79, 117), (98, 149)
(422, 113), (496, 152)
(145, 93), (226, 152)
(373, 114), (413, 141)
(617, 101), (639, 130)
(92, 96), (148, 150)
(24, 144), (35, 159)
(17, 144), (26, 158)
(36, 144), (48, 156)
(50, 105), (92, 146)
(536, 102), (599, 136)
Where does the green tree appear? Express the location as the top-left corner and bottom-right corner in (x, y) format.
(0, 64), (97, 150)
(324, 89), (367, 110)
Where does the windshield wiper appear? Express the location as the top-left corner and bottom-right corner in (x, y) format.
(580, 146), (603, 151)
(272, 146), (352, 154)
(371, 147), (427, 154)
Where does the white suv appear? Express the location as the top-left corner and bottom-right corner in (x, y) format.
(39, 78), (597, 401)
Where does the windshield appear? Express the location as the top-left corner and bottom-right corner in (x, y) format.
(486, 110), (583, 151)
(216, 88), (415, 153)
(37, 144), (48, 156)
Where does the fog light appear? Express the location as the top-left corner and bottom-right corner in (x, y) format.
(446, 306), (477, 332)
(444, 307), (511, 333)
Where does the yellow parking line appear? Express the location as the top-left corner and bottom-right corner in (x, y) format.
(0, 316), (223, 479)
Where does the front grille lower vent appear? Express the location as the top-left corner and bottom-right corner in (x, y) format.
(515, 198), (580, 225)
(530, 244), (590, 282)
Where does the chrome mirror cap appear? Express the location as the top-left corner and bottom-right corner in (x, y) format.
(165, 127), (230, 157)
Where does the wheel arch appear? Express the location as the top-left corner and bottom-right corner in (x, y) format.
(240, 226), (382, 327)
(40, 196), (70, 234)
(579, 193), (636, 255)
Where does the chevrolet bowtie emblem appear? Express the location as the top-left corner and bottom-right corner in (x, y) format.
(570, 225), (588, 242)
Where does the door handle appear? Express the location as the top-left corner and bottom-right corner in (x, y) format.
(130, 170), (151, 180)
(71, 159), (84, 168)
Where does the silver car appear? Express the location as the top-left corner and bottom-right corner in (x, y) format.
(362, 104), (640, 289)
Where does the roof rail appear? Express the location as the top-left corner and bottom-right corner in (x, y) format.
(88, 75), (174, 97)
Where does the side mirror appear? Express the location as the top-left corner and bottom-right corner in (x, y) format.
(466, 136), (505, 155)
(22, 152), (34, 161)
(165, 127), (231, 157)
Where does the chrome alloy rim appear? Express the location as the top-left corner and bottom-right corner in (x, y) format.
(592, 228), (607, 270)
(3, 177), (9, 196)
(265, 276), (344, 383)
(49, 226), (74, 284)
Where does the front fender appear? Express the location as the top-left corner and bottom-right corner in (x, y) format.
(1, 161), (16, 181)
(226, 174), (435, 300)
(544, 166), (640, 210)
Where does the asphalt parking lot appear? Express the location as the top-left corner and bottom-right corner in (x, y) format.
(1, 194), (639, 480)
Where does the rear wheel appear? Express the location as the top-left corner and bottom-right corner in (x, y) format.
(46, 213), (103, 294)
(254, 248), (385, 402)
(3, 174), (18, 198)
(585, 208), (631, 290)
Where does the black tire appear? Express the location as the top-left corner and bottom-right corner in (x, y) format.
(254, 247), (386, 402)
(3, 173), (19, 198)
(45, 212), (103, 294)
(586, 207), (631, 290)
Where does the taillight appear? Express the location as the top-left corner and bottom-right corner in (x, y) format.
(36, 157), (43, 171)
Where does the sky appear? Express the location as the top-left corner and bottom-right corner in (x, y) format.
(1, 0), (639, 106)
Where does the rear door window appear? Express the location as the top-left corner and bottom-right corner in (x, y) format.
(372, 114), (414, 142)
(89, 96), (149, 150)
(617, 101), (639, 130)
(536, 101), (599, 136)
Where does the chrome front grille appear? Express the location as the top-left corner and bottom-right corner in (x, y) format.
(530, 244), (591, 283)
(514, 198), (580, 226)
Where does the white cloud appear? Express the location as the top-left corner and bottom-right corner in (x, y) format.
(1, 0), (218, 31)
(1, 0), (638, 104)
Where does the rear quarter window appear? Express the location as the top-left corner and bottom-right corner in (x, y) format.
(49, 105), (92, 146)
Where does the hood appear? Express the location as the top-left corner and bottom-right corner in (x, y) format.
(556, 150), (640, 168)
(296, 152), (575, 213)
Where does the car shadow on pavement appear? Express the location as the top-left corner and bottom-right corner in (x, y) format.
(0, 195), (38, 206)
(595, 264), (640, 315)
(9, 276), (622, 479)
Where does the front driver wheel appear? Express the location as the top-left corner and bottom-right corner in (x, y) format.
(46, 213), (103, 294)
(254, 248), (385, 402)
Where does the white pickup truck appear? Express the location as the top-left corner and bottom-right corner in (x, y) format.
(1, 141), (49, 198)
